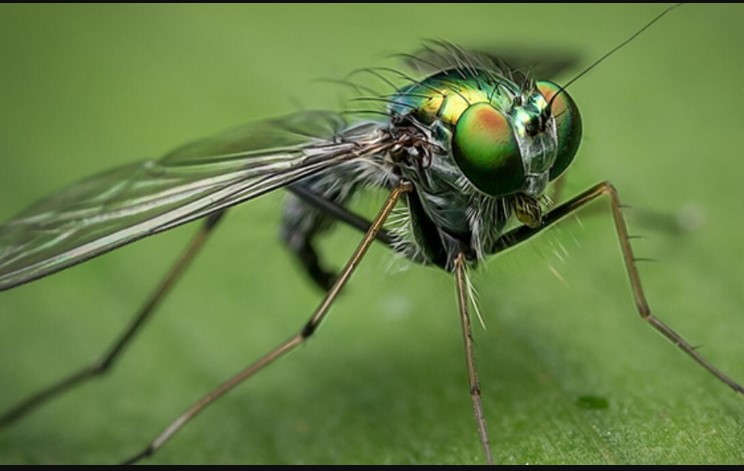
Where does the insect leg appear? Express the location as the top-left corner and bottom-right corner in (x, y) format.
(493, 182), (744, 395)
(281, 150), (396, 291)
(121, 181), (413, 465)
(0, 211), (226, 428)
(550, 174), (697, 236)
(284, 184), (395, 290)
(453, 252), (494, 465)
(287, 184), (395, 246)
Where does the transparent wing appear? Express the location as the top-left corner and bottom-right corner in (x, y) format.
(0, 111), (392, 291)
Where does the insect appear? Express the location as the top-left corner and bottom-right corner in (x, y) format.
(1, 4), (743, 465)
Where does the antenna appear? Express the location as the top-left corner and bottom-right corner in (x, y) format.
(548, 3), (684, 112)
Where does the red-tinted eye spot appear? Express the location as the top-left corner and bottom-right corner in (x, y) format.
(475, 107), (503, 128)
(537, 82), (567, 116)
(536, 80), (582, 180)
(452, 103), (523, 196)
(471, 106), (513, 148)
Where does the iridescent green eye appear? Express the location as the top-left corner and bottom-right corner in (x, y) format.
(536, 80), (582, 180)
(452, 103), (523, 196)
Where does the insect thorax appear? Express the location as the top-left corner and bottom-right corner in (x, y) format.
(388, 119), (513, 270)
(385, 70), (552, 269)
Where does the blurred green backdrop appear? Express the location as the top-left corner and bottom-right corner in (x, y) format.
(0, 3), (742, 465)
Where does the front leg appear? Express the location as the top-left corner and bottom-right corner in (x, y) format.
(491, 181), (744, 395)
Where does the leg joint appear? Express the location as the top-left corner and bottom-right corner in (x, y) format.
(301, 322), (316, 339)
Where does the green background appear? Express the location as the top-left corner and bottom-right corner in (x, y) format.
(0, 3), (742, 465)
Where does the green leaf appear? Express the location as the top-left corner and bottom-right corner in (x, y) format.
(0, 4), (742, 465)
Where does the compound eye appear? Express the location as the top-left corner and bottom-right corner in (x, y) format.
(536, 80), (582, 180)
(452, 103), (523, 196)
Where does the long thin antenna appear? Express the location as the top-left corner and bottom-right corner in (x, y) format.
(549, 3), (684, 110)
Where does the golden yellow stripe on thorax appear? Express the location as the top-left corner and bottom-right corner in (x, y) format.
(423, 86), (493, 126)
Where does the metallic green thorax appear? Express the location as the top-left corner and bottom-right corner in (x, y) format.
(389, 73), (519, 128)
(389, 70), (581, 198)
